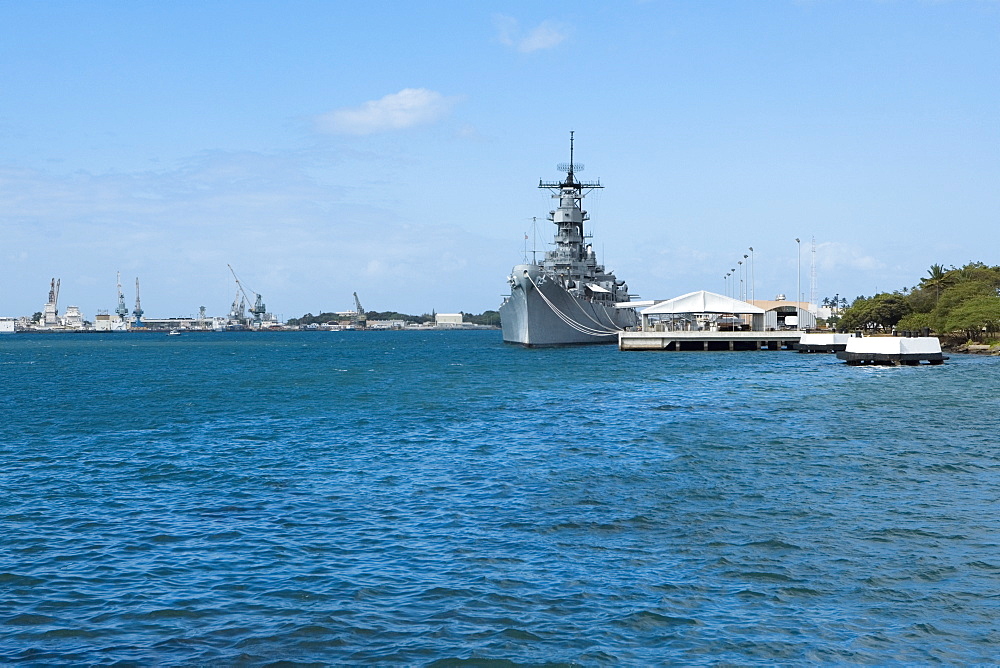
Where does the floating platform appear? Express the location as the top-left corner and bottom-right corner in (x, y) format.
(796, 332), (852, 353)
(619, 330), (801, 351)
(835, 335), (948, 365)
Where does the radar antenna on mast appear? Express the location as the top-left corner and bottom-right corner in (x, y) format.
(556, 130), (585, 182)
(542, 131), (600, 190)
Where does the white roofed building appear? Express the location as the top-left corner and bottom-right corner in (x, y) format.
(640, 290), (766, 332)
(621, 290), (806, 351)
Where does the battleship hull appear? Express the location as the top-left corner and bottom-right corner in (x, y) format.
(500, 265), (637, 347)
(501, 136), (635, 346)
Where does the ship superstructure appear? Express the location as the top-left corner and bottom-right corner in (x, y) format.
(499, 133), (637, 346)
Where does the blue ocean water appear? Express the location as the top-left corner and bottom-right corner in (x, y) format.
(1, 330), (998, 665)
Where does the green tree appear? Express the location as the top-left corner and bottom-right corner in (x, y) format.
(844, 261), (1000, 339)
(838, 293), (912, 332)
(837, 298), (870, 331)
(919, 263), (952, 303)
(951, 261), (999, 286)
(367, 311), (424, 323)
(933, 280), (995, 325)
(905, 283), (937, 317)
(465, 310), (500, 326)
(896, 311), (936, 334)
(944, 295), (1000, 341)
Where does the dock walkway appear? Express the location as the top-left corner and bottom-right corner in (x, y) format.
(619, 330), (801, 351)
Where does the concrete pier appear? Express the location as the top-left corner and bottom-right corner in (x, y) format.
(619, 330), (801, 351)
(835, 335), (947, 365)
(795, 332), (852, 353)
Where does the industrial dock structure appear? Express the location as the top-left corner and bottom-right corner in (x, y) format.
(0, 273), (487, 334)
(5, 271), (283, 333)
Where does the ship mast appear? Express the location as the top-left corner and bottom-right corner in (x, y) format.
(566, 130), (577, 184)
(538, 131), (602, 271)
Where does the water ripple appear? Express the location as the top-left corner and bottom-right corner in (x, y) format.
(1, 332), (999, 664)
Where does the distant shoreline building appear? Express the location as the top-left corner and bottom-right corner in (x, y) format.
(434, 313), (464, 326)
(750, 297), (817, 330)
(62, 306), (85, 329)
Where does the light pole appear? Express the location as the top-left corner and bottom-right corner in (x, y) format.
(742, 254), (748, 300)
(795, 238), (801, 330)
(737, 261), (743, 300)
(748, 247), (755, 303)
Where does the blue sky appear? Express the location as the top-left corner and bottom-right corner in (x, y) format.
(2, 0), (998, 319)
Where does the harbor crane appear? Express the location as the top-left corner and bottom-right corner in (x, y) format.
(48, 278), (60, 312)
(132, 277), (144, 327)
(230, 291), (246, 322)
(115, 272), (129, 322)
(43, 278), (61, 326)
(228, 264), (266, 329)
(353, 292), (367, 329)
(251, 293), (266, 325)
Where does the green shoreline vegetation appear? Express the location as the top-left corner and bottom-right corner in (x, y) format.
(835, 262), (1000, 345)
(286, 310), (500, 328)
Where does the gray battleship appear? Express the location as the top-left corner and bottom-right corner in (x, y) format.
(500, 133), (637, 346)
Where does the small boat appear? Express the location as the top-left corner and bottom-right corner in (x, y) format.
(167, 329), (182, 336)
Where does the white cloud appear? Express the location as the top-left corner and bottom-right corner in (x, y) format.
(0, 152), (509, 319)
(520, 21), (569, 53)
(317, 88), (458, 136)
(493, 14), (568, 53)
(815, 241), (881, 273)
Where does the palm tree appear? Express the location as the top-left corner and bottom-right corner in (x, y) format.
(920, 264), (951, 303)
